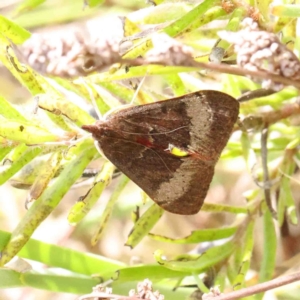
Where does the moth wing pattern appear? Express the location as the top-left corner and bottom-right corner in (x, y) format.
(83, 91), (239, 215)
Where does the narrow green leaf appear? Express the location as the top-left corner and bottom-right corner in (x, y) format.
(85, 0), (105, 8)
(0, 139), (96, 266)
(278, 150), (297, 226)
(271, 4), (300, 18)
(9, 150), (65, 188)
(0, 146), (14, 163)
(133, 3), (192, 25)
(241, 131), (257, 171)
(257, 0), (272, 21)
(256, 210), (277, 300)
(122, 16), (141, 37)
(15, 0), (46, 13)
(177, 6), (226, 38)
(98, 81), (155, 105)
(123, 0), (221, 59)
(0, 229), (124, 275)
(126, 203), (164, 248)
(91, 175), (130, 245)
(89, 82), (123, 112)
(0, 37), (44, 94)
(224, 75), (241, 99)
(215, 267), (226, 292)
(0, 267), (98, 293)
(23, 269), (99, 293)
(98, 81), (135, 104)
(0, 145), (42, 185)
(27, 151), (63, 202)
(0, 43), (75, 132)
(88, 65), (197, 83)
(201, 202), (248, 214)
(0, 15), (31, 44)
(229, 240), (244, 284)
(149, 226), (237, 244)
(154, 239), (235, 273)
(68, 161), (115, 224)
(105, 265), (190, 283)
(0, 268), (24, 288)
(5, 143), (28, 162)
(13, 1), (99, 28)
(192, 272), (210, 293)
(232, 220), (255, 290)
(0, 95), (27, 122)
(0, 119), (66, 144)
(37, 94), (95, 127)
(163, 74), (186, 96)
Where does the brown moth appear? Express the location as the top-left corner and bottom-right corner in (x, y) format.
(82, 90), (239, 215)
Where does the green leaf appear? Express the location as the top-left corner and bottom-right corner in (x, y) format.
(91, 175), (130, 245)
(23, 269), (99, 293)
(122, 0), (221, 59)
(256, 210), (277, 300)
(201, 202), (248, 214)
(271, 4), (300, 18)
(0, 139), (96, 266)
(126, 203), (164, 248)
(27, 151), (63, 202)
(0, 144), (42, 185)
(98, 81), (155, 105)
(154, 239), (236, 273)
(15, 0), (46, 13)
(163, 74), (187, 97)
(68, 161), (115, 225)
(149, 226), (237, 244)
(0, 229), (124, 276)
(0, 95), (27, 122)
(0, 15), (31, 44)
(37, 94), (95, 127)
(88, 65), (197, 83)
(0, 145), (14, 163)
(134, 3), (193, 25)
(278, 150), (297, 226)
(241, 131), (257, 171)
(232, 219), (255, 290)
(0, 268), (24, 288)
(106, 265), (190, 283)
(0, 120), (66, 144)
(257, 0), (272, 21)
(85, 0), (105, 8)
(14, 0), (99, 28)
(0, 267), (98, 293)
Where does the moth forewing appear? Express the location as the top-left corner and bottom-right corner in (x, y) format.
(82, 90), (239, 215)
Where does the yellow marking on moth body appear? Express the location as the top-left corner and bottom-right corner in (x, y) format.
(166, 144), (190, 157)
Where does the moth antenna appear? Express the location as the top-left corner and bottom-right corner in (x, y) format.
(144, 144), (172, 174)
(78, 78), (103, 120)
(116, 125), (188, 136)
(100, 76), (148, 120)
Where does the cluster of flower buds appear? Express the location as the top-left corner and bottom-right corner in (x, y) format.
(21, 30), (122, 77)
(219, 17), (300, 90)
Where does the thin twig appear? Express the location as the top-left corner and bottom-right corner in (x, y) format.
(237, 89), (276, 102)
(84, 59), (300, 90)
(181, 61), (300, 90)
(212, 272), (300, 300)
(238, 102), (300, 132)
